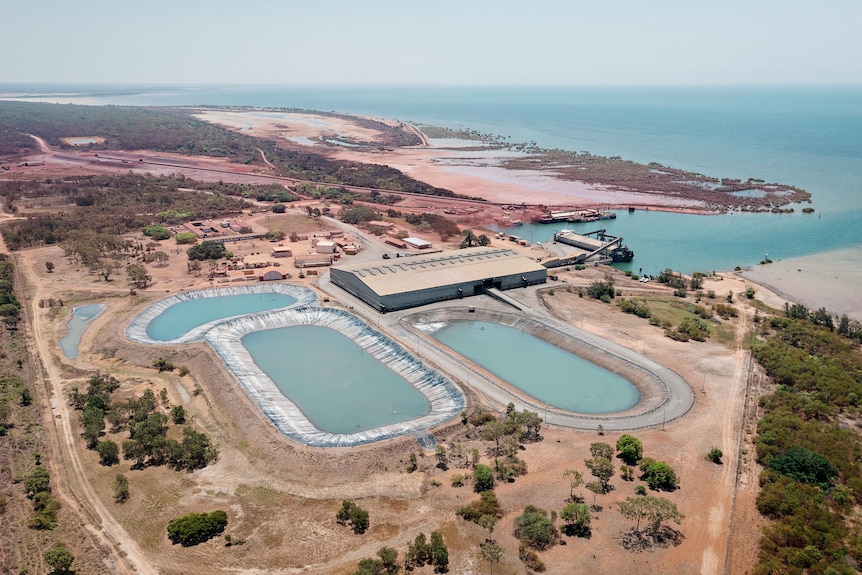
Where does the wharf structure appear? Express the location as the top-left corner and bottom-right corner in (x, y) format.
(330, 247), (547, 313)
(542, 229), (634, 268)
(533, 209), (617, 224)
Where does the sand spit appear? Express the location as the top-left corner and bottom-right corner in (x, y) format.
(740, 247), (862, 321)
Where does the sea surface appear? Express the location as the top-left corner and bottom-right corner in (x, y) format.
(3, 83), (861, 274)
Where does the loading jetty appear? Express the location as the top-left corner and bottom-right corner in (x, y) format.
(541, 229), (634, 268)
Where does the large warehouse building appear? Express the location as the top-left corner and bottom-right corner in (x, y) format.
(330, 247), (547, 312)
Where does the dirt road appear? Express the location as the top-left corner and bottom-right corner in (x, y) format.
(15, 250), (158, 575)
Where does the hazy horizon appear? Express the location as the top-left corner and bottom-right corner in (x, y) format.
(6, 0), (861, 86)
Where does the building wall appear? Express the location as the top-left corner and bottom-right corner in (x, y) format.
(330, 267), (546, 313)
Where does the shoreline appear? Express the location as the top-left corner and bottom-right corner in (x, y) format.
(739, 247), (862, 321)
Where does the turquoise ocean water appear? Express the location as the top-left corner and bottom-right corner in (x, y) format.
(4, 84), (861, 274)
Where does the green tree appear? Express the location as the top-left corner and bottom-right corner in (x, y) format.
(639, 459), (679, 491)
(187, 240), (227, 261)
(479, 541), (504, 575)
(430, 531), (449, 573)
(337, 500), (369, 534)
(616, 434), (643, 465)
(44, 543), (75, 573)
(96, 439), (119, 466)
(708, 448), (723, 464)
(377, 546), (399, 574)
(473, 464), (495, 492)
(126, 263), (151, 288)
(480, 420), (507, 456)
(768, 446), (837, 489)
(560, 502), (591, 536)
(513, 505), (558, 550)
(272, 202), (286, 213)
(590, 441), (614, 460)
(171, 404), (186, 424)
(167, 510), (228, 546)
(585, 456), (614, 492)
(618, 495), (684, 535)
(405, 533), (431, 570)
(45, 261), (55, 273)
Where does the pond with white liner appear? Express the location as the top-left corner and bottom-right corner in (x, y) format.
(124, 285), (464, 446)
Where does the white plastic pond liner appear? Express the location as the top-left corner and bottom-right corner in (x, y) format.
(124, 285), (464, 447)
(123, 284), (316, 344)
(204, 307), (464, 447)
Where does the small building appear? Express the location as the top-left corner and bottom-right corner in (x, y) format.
(294, 254), (333, 268)
(270, 247), (293, 258)
(367, 220), (395, 230)
(315, 240), (336, 254)
(385, 237), (407, 249)
(258, 267), (286, 281)
(404, 237), (432, 250)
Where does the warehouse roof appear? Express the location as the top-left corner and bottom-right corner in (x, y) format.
(332, 247), (545, 296)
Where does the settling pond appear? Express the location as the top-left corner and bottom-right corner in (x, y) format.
(431, 320), (639, 414)
(123, 285), (464, 446)
(60, 304), (106, 358)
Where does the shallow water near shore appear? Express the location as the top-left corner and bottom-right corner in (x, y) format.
(5, 84), (861, 278)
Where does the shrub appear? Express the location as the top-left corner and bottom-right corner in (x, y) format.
(587, 281), (615, 301)
(175, 231), (198, 245)
(468, 411), (497, 426)
(639, 459), (679, 491)
(513, 505), (559, 550)
(143, 224), (171, 240)
(167, 510), (228, 546)
(44, 543), (75, 573)
(457, 490), (501, 523)
(708, 448), (723, 464)
(519, 544), (546, 572)
(337, 500), (369, 534)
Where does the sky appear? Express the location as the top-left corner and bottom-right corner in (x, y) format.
(4, 0), (862, 86)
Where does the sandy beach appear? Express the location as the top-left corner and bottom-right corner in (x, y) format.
(740, 247), (862, 320)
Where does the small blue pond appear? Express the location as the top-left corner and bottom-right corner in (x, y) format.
(59, 304), (106, 358)
(242, 325), (431, 434)
(145, 293), (297, 341)
(432, 320), (639, 414)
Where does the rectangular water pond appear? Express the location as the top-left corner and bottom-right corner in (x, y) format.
(241, 325), (431, 434)
(432, 320), (639, 414)
(146, 293), (297, 341)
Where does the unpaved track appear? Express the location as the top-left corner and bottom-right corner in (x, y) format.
(16, 252), (157, 575)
